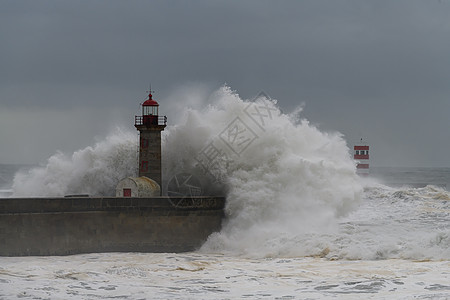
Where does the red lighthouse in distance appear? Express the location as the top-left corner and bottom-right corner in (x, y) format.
(135, 91), (167, 194)
(354, 138), (369, 176)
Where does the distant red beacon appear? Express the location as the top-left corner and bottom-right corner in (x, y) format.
(354, 139), (369, 176)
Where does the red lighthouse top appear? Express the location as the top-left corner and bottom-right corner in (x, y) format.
(135, 90), (167, 127)
(142, 92), (159, 107)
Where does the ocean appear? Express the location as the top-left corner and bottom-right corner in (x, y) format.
(1, 169), (449, 299)
(1, 87), (450, 299)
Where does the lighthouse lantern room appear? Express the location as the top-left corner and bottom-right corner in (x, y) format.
(138, 92), (161, 125)
(134, 91), (167, 194)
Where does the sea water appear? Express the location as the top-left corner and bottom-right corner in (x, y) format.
(1, 86), (449, 299)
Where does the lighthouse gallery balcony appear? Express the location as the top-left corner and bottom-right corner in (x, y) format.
(135, 115), (167, 126)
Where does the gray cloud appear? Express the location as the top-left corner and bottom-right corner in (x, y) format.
(1, 0), (450, 166)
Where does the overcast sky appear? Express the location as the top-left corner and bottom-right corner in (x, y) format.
(1, 0), (450, 167)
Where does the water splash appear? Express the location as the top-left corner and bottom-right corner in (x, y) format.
(162, 86), (362, 257)
(12, 128), (137, 197)
(11, 86), (363, 258)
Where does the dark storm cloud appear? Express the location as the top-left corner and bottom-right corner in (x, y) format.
(1, 0), (450, 166)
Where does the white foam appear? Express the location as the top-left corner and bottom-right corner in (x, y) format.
(161, 86), (363, 257)
(162, 86), (450, 260)
(11, 86), (363, 257)
(12, 128), (137, 197)
(1, 253), (449, 299)
(8, 86), (450, 262)
(337, 184), (450, 260)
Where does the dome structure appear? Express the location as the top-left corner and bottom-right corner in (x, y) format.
(116, 176), (161, 197)
(142, 92), (159, 107)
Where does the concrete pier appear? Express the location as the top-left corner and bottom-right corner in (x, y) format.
(0, 196), (225, 256)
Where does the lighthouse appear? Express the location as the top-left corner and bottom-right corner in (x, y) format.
(134, 91), (167, 193)
(354, 139), (369, 176)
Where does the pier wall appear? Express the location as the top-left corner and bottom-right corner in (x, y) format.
(0, 197), (225, 256)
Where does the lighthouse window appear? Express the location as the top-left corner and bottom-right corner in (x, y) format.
(140, 161), (148, 172)
(143, 106), (158, 116)
(140, 137), (149, 149)
(355, 150), (370, 156)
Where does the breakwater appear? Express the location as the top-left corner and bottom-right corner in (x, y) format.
(0, 196), (225, 256)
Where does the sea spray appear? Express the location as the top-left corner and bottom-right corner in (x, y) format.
(330, 184), (450, 260)
(11, 86), (363, 257)
(162, 86), (363, 257)
(12, 128), (137, 197)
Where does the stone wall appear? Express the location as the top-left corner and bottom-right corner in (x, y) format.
(0, 197), (225, 256)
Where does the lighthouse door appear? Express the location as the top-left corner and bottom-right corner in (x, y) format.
(123, 188), (131, 197)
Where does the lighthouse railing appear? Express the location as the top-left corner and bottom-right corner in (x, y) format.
(135, 115), (167, 126)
